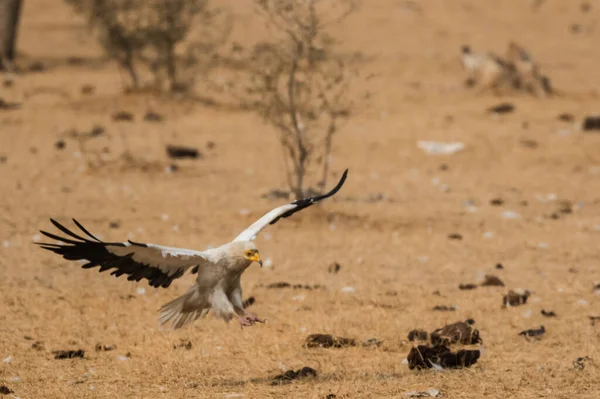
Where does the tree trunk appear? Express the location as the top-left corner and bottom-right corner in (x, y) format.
(0, 0), (23, 71)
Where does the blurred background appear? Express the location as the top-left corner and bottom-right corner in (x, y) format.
(1, 1), (600, 398)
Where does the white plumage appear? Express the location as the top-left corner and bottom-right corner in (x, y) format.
(35, 170), (348, 329)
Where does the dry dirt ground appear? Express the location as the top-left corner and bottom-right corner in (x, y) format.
(2, 0), (600, 398)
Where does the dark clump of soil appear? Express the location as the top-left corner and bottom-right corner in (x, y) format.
(459, 283), (477, 290)
(432, 305), (457, 312)
(430, 320), (482, 346)
(267, 282), (291, 289)
(503, 290), (530, 307)
(173, 339), (192, 350)
(407, 345), (480, 370)
(328, 262), (342, 274)
(31, 341), (45, 351)
(541, 309), (557, 317)
(480, 275), (504, 287)
(448, 233), (463, 240)
(519, 325), (545, 340)
(582, 116), (600, 131)
(53, 349), (85, 359)
(304, 334), (356, 349)
(95, 343), (116, 351)
(112, 111), (134, 122)
(166, 145), (202, 160)
(0, 385), (14, 395)
(488, 102), (515, 114)
(272, 366), (317, 385)
(408, 329), (428, 342)
(144, 111), (164, 122)
(589, 316), (600, 325)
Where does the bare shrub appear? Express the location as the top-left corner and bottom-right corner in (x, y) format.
(65, 0), (231, 92)
(245, 0), (357, 199)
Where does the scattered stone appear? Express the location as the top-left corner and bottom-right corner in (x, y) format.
(144, 111), (164, 122)
(166, 145), (202, 160)
(206, 141), (216, 150)
(417, 141), (464, 155)
(433, 305), (457, 312)
(407, 329), (428, 342)
(112, 111), (134, 122)
(362, 338), (383, 347)
(55, 140), (66, 150)
(519, 325), (545, 340)
(430, 320), (482, 346)
(53, 349), (85, 359)
(0, 98), (20, 110)
(459, 283), (477, 290)
(582, 116), (600, 131)
(404, 389), (441, 398)
(242, 296), (255, 308)
(95, 344), (116, 352)
(590, 316), (600, 325)
(407, 345), (480, 370)
(81, 85), (95, 95)
(503, 290), (530, 307)
(31, 341), (45, 351)
(271, 366), (317, 385)
(448, 233), (463, 240)
(108, 221), (120, 229)
(488, 103), (515, 114)
(496, 263), (504, 270)
(0, 385), (14, 395)
(267, 282), (291, 289)
(541, 309), (557, 317)
(304, 334), (356, 349)
(328, 262), (341, 274)
(480, 275), (504, 287)
(573, 356), (589, 370)
(325, 395), (337, 399)
(28, 61), (46, 72)
(558, 113), (574, 122)
(490, 198), (504, 206)
(173, 339), (192, 350)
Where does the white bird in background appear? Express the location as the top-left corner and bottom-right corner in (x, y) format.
(35, 169), (348, 329)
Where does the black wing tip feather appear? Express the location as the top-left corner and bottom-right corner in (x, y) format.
(270, 168), (348, 225)
(34, 218), (178, 289)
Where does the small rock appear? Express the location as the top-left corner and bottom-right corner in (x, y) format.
(362, 338), (383, 347)
(341, 286), (356, 293)
(503, 290), (531, 307)
(304, 334), (356, 349)
(404, 389), (441, 398)
(519, 325), (545, 340)
(496, 263), (504, 270)
(271, 366), (317, 385)
(328, 262), (341, 274)
(173, 339), (192, 350)
(55, 140), (66, 150)
(502, 210), (520, 219)
(144, 111), (164, 122)
(541, 309), (557, 317)
(108, 221), (120, 229)
(448, 233), (462, 240)
(590, 316), (600, 325)
(488, 102), (515, 114)
(95, 344), (116, 352)
(490, 198), (504, 206)
(582, 116), (600, 131)
(112, 111), (134, 122)
(2, 356), (12, 364)
(81, 85), (95, 95)
(31, 341), (45, 351)
(417, 141), (464, 155)
(28, 61), (46, 72)
(573, 356), (589, 370)
(558, 113), (574, 122)
(166, 145), (202, 160)
(480, 275), (504, 287)
(206, 141), (216, 150)
(433, 305), (456, 312)
(53, 350), (85, 359)
(459, 283), (477, 290)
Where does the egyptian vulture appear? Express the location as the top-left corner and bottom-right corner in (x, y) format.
(35, 169), (348, 329)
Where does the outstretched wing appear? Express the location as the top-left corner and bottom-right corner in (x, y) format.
(233, 169), (348, 242)
(35, 219), (210, 288)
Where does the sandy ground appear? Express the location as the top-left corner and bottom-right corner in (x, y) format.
(2, 0), (600, 398)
